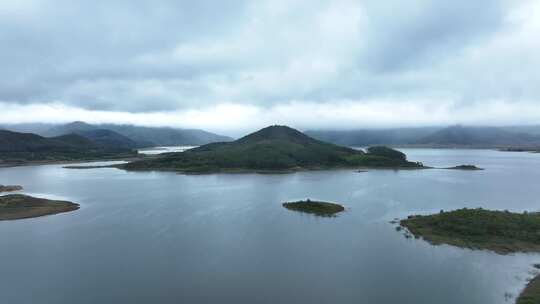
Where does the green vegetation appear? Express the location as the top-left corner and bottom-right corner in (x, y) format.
(444, 165), (483, 170)
(401, 208), (540, 254)
(0, 194), (79, 220)
(0, 185), (23, 192)
(282, 199), (345, 217)
(121, 126), (424, 173)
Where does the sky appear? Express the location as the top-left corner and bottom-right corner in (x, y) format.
(1, 0), (539, 135)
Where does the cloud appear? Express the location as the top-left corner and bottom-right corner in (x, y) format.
(2, 99), (540, 136)
(0, 0), (539, 130)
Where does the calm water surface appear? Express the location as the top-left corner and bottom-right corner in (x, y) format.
(1, 149), (540, 304)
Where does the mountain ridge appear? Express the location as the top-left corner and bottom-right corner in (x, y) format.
(41, 121), (232, 147)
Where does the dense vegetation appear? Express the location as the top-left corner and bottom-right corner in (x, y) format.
(0, 129), (136, 165)
(282, 199), (345, 217)
(121, 125), (424, 172)
(0, 194), (79, 220)
(401, 208), (540, 254)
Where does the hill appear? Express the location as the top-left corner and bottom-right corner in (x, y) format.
(0, 129), (135, 164)
(77, 129), (138, 150)
(416, 126), (540, 147)
(42, 121), (232, 147)
(121, 125), (423, 172)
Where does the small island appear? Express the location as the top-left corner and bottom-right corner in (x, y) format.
(282, 199), (345, 217)
(400, 208), (540, 303)
(0, 185), (23, 192)
(0, 194), (79, 220)
(444, 165), (483, 170)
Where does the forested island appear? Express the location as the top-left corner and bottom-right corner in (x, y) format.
(282, 199), (345, 217)
(0, 194), (79, 220)
(120, 125), (425, 173)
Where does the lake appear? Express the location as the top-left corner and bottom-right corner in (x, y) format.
(1, 149), (539, 304)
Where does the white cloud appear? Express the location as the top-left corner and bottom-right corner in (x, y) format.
(2, 99), (540, 136)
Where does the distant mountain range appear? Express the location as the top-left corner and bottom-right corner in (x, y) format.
(0, 129), (136, 164)
(306, 125), (540, 148)
(2, 121), (233, 148)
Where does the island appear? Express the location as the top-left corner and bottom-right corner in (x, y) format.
(0, 185), (23, 192)
(120, 125), (425, 173)
(282, 199), (345, 217)
(399, 208), (540, 303)
(0, 194), (79, 220)
(444, 165), (484, 170)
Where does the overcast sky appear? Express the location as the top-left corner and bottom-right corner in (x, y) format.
(1, 0), (539, 134)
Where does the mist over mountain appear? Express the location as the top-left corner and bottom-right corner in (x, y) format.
(306, 128), (439, 147)
(307, 125), (540, 148)
(415, 126), (540, 147)
(2, 122), (232, 148)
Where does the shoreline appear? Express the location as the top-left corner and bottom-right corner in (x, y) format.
(517, 273), (540, 304)
(118, 164), (431, 174)
(0, 156), (145, 169)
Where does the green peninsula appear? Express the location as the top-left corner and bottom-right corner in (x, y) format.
(121, 125), (424, 173)
(400, 208), (540, 303)
(0, 194), (79, 220)
(400, 208), (540, 254)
